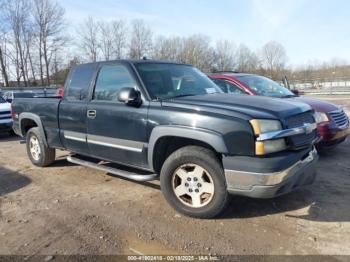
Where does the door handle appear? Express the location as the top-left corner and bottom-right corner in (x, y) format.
(87, 110), (96, 119)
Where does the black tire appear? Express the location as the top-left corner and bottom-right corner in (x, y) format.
(26, 127), (55, 167)
(160, 146), (228, 219)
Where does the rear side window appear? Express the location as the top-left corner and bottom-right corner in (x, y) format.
(66, 64), (96, 101)
(93, 65), (136, 101)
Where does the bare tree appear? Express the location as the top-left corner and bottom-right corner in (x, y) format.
(179, 35), (214, 72)
(0, 1), (10, 87)
(32, 0), (66, 86)
(235, 44), (260, 73)
(129, 20), (153, 59)
(78, 17), (100, 62)
(214, 40), (236, 71)
(3, 0), (31, 86)
(0, 41), (9, 87)
(260, 41), (287, 79)
(23, 24), (37, 84)
(111, 20), (128, 59)
(152, 36), (182, 61)
(98, 21), (113, 61)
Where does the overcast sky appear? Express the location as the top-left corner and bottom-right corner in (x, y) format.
(58, 0), (350, 67)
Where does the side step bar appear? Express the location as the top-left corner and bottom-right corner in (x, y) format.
(67, 156), (158, 182)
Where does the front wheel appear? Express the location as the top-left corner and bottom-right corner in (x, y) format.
(26, 127), (56, 167)
(160, 146), (228, 219)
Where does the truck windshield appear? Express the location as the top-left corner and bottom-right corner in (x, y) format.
(0, 97), (6, 103)
(236, 75), (295, 98)
(135, 63), (222, 100)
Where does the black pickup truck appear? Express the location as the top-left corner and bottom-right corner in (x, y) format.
(12, 60), (318, 218)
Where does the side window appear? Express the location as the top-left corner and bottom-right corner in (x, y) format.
(226, 82), (245, 94)
(213, 79), (228, 92)
(94, 65), (136, 101)
(213, 79), (245, 94)
(66, 64), (96, 101)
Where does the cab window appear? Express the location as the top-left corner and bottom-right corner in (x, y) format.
(66, 64), (96, 101)
(93, 65), (136, 101)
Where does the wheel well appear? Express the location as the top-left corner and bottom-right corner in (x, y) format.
(152, 136), (221, 174)
(21, 119), (38, 136)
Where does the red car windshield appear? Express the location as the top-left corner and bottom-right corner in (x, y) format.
(236, 75), (295, 98)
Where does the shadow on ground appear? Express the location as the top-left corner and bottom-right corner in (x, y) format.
(49, 158), (77, 168)
(221, 179), (350, 222)
(0, 166), (31, 196)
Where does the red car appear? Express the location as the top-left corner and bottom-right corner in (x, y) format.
(209, 73), (350, 150)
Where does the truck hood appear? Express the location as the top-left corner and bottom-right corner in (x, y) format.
(286, 96), (339, 113)
(162, 94), (312, 120)
(0, 102), (11, 112)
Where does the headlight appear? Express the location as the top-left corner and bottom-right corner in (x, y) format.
(256, 139), (287, 155)
(250, 119), (286, 155)
(314, 112), (329, 124)
(250, 119), (282, 135)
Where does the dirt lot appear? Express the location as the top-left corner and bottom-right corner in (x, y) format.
(0, 95), (350, 256)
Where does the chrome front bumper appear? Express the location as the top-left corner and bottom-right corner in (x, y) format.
(225, 148), (318, 198)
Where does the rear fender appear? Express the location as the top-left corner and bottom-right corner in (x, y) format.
(19, 113), (48, 147)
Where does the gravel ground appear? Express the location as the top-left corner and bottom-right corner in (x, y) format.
(0, 95), (349, 256)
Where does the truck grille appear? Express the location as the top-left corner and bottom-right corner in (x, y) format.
(285, 112), (316, 148)
(328, 109), (349, 128)
(0, 111), (11, 120)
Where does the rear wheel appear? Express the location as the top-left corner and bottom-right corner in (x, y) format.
(160, 146), (228, 219)
(26, 127), (55, 167)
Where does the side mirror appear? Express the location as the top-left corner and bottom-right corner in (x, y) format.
(117, 87), (142, 107)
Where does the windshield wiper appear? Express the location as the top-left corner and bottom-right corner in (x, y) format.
(167, 94), (197, 99)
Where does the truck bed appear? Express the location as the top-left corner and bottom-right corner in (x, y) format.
(12, 98), (63, 148)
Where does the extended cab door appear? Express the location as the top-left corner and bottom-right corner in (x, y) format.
(59, 63), (98, 154)
(86, 63), (149, 169)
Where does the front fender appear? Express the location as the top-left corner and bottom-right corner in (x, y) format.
(147, 125), (228, 171)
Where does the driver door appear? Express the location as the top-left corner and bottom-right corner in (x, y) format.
(86, 63), (149, 169)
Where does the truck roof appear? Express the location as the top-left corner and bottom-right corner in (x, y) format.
(74, 59), (191, 67)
